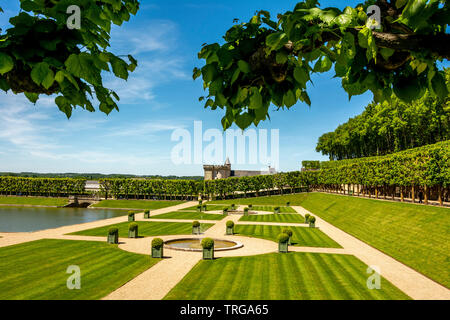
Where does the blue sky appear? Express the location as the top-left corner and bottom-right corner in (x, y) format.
(0, 0), (372, 176)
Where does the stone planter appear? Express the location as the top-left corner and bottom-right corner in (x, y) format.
(304, 217), (309, 224)
(274, 207), (280, 214)
(144, 211), (150, 219)
(152, 246), (163, 258)
(196, 206), (202, 212)
(248, 205), (253, 210)
(309, 222), (315, 228)
(107, 233), (118, 244)
(226, 226), (234, 235)
(192, 226), (201, 234)
(223, 209), (228, 216)
(129, 228), (138, 238)
(286, 202), (290, 207)
(231, 204), (236, 210)
(288, 236), (292, 245)
(244, 208), (249, 216)
(128, 214), (135, 222)
(203, 247), (214, 260)
(202, 205), (207, 211)
(278, 241), (289, 253)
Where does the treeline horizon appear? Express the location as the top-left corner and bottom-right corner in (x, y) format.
(316, 70), (449, 160)
(0, 172), (204, 181)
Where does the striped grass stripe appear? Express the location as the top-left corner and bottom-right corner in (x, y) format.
(235, 224), (341, 248)
(164, 252), (410, 300)
(70, 221), (214, 237)
(150, 211), (224, 221)
(0, 239), (158, 300)
(240, 213), (304, 223)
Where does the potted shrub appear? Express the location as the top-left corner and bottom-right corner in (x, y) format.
(304, 213), (310, 224)
(286, 201), (290, 207)
(248, 204), (253, 209)
(144, 210), (150, 219)
(282, 228), (293, 245)
(128, 222), (139, 238)
(223, 208), (228, 215)
(199, 199), (203, 206)
(226, 221), (234, 235)
(201, 238), (214, 260)
(278, 233), (289, 253)
(309, 216), (316, 228)
(192, 221), (201, 234)
(202, 204), (207, 212)
(274, 207), (280, 214)
(107, 227), (119, 244)
(128, 211), (135, 222)
(244, 207), (249, 216)
(231, 204), (236, 210)
(196, 205), (202, 212)
(151, 238), (164, 258)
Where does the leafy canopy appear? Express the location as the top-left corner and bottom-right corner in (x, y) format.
(193, 0), (450, 130)
(0, 0), (140, 118)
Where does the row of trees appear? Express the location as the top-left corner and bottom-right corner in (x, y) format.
(316, 82), (450, 160)
(0, 177), (86, 197)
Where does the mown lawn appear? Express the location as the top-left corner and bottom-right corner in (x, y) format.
(240, 213), (304, 223)
(0, 239), (158, 300)
(0, 196), (68, 206)
(70, 221), (214, 237)
(164, 252), (409, 300)
(235, 225), (341, 248)
(91, 199), (185, 210)
(150, 211), (224, 221)
(249, 205), (297, 213)
(297, 193), (450, 288)
(181, 204), (230, 211)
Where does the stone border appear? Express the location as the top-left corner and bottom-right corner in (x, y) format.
(164, 237), (243, 252)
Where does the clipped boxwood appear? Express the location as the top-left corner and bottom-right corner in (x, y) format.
(199, 200), (203, 205)
(128, 222), (138, 238)
(274, 206), (280, 214)
(278, 233), (289, 253)
(223, 208), (228, 215)
(151, 238), (164, 258)
(144, 210), (150, 219)
(196, 205), (202, 212)
(248, 204), (253, 209)
(192, 220), (201, 234)
(202, 204), (207, 211)
(286, 201), (290, 207)
(282, 228), (293, 245)
(230, 204), (236, 210)
(309, 216), (316, 228)
(107, 227), (119, 244)
(226, 220), (234, 235)
(304, 213), (310, 224)
(128, 211), (135, 222)
(201, 238), (214, 260)
(244, 207), (249, 216)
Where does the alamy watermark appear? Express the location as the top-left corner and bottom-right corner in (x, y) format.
(66, 5), (81, 30)
(367, 5), (382, 30)
(66, 265), (81, 290)
(171, 121), (279, 170)
(366, 265), (381, 290)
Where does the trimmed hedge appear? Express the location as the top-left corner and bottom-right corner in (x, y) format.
(192, 221), (200, 228)
(108, 227), (118, 235)
(226, 221), (235, 228)
(201, 238), (214, 249)
(278, 233), (290, 243)
(152, 238), (164, 248)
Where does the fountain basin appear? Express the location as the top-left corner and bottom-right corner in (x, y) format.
(164, 238), (243, 252)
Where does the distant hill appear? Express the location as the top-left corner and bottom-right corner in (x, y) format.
(0, 172), (204, 181)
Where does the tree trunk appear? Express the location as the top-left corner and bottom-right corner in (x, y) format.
(411, 185), (415, 203)
(424, 185), (428, 205)
(438, 186), (443, 206)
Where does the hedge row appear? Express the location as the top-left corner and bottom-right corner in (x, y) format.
(0, 177), (87, 196)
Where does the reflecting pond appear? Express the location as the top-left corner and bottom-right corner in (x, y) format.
(0, 207), (128, 232)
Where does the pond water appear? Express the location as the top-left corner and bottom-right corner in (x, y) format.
(164, 238), (243, 252)
(0, 207), (128, 232)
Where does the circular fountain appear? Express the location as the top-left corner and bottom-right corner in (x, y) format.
(164, 238), (243, 252)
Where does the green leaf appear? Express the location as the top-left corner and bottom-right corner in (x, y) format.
(235, 113), (254, 130)
(380, 48), (395, 61)
(276, 51), (288, 64)
(0, 53), (14, 75)
(393, 76), (422, 103)
(231, 68), (240, 85)
(31, 62), (53, 88)
(294, 66), (309, 88)
(201, 64), (217, 83)
(24, 92), (39, 104)
(395, 0), (407, 8)
(237, 60), (251, 73)
(266, 32), (288, 51)
(431, 72), (449, 100)
(283, 90), (297, 107)
(55, 96), (72, 119)
(249, 87), (263, 109)
(65, 54), (102, 86)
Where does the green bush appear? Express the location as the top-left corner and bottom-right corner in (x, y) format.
(152, 238), (164, 248)
(309, 216), (316, 223)
(274, 206), (280, 213)
(129, 222), (138, 231)
(278, 233), (290, 243)
(305, 213), (310, 220)
(108, 227), (118, 235)
(201, 238), (214, 249)
(128, 211), (135, 217)
(144, 210), (149, 214)
(244, 207), (249, 212)
(197, 205), (202, 211)
(193, 221), (200, 227)
(282, 228), (293, 237)
(286, 202), (290, 206)
(248, 204), (253, 209)
(226, 221), (235, 228)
